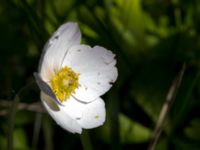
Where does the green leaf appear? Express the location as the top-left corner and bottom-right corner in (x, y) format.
(120, 114), (151, 143)
(13, 128), (29, 150)
(184, 118), (200, 141)
(97, 113), (151, 144)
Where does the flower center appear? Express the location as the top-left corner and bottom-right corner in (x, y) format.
(50, 66), (79, 102)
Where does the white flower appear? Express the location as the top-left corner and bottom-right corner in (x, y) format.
(34, 22), (118, 134)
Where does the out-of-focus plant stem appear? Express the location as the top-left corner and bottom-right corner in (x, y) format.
(6, 82), (36, 150)
(32, 113), (43, 150)
(80, 131), (93, 150)
(148, 63), (186, 150)
(43, 116), (53, 150)
(108, 88), (121, 150)
(7, 95), (19, 150)
(0, 100), (44, 116)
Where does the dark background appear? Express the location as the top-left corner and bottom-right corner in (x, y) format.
(0, 0), (200, 150)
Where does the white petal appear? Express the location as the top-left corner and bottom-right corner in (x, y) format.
(60, 96), (86, 120)
(39, 22), (81, 81)
(62, 45), (118, 102)
(41, 92), (82, 134)
(77, 97), (106, 129)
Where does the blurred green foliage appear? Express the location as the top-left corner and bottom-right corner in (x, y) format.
(0, 0), (200, 149)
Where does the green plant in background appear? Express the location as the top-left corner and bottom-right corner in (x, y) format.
(0, 0), (199, 150)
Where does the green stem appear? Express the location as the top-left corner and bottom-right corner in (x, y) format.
(32, 113), (43, 150)
(7, 95), (20, 150)
(108, 89), (120, 150)
(80, 131), (93, 150)
(43, 116), (53, 150)
(7, 82), (35, 150)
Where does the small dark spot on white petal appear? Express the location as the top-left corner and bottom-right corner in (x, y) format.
(95, 115), (99, 119)
(98, 72), (100, 76)
(97, 82), (101, 85)
(104, 62), (110, 65)
(77, 49), (81, 52)
(109, 81), (114, 85)
(54, 35), (59, 39)
(76, 117), (81, 120)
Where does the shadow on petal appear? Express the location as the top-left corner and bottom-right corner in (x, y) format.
(42, 93), (60, 111)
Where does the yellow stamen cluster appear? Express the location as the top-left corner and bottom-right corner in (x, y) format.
(50, 66), (79, 102)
